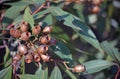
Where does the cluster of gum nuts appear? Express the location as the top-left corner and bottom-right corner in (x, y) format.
(10, 21), (55, 65)
(65, 0), (104, 13)
(10, 21), (85, 73)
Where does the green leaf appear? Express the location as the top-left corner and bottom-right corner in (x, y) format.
(50, 66), (62, 79)
(52, 26), (70, 41)
(33, 0), (45, 4)
(4, 46), (10, 63)
(35, 63), (48, 79)
(2, 6), (26, 28)
(5, 1), (33, 6)
(51, 41), (73, 65)
(4, 46), (11, 67)
(13, 15), (22, 24)
(49, 7), (103, 53)
(34, 9), (50, 19)
(24, 7), (34, 28)
(58, 63), (77, 79)
(0, 66), (12, 79)
(19, 74), (40, 79)
(101, 41), (120, 62)
(83, 60), (113, 74)
(42, 14), (53, 27)
(4, 58), (12, 67)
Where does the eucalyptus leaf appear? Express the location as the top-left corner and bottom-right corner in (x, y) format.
(4, 58), (12, 67)
(0, 66), (12, 79)
(83, 60), (113, 74)
(42, 14), (53, 27)
(51, 41), (73, 65)
(49, 7), (103, 53)
(19, 74), (40, 79)
(4, 46), (10, 63)
(101, 41), (120, 62)
(2, 6), (26, 28)
(52, 26), (70, 41)
(34, 9), (50, 19)
(50, 66), (62, 79)
(4, 0), (33, 6)
(35, 63), (48, 79)
(33, 0), (45, 5)
(24, 7), (34, 28)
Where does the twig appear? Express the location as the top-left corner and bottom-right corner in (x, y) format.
(7, 24), (14, 29)
(32, 1), (50, 15)
(115, 67), (120, 79)
(0, 45), (5, 49)
(32, 4), (45, 15)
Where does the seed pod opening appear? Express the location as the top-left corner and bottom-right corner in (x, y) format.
(37, 45), (48, 54)
(40, 35), (51, 44)
(20, 32), (31, 41)
(25, 54), (33, 63)
(32, 25), (41, 35)
(22, 21), (28, 26)
(33, 53), (41, 62)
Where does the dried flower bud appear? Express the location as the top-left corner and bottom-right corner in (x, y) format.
(42, 26), (52, 34)
(40, 35), (51, 44)
(37, 45), (48, 54)
(20, 32), (31, 41)
(25, 54), (33, 63)
(18, 44), (28, 55)
(33, 53), (41, 62)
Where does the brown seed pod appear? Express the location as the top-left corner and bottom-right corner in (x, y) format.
(18, 44), (28, 55)
(39, 35), (51, 44)
(73, 65), (85, 73)
(42, 26), (52, 34)
(40, 54), (50, 62)
(33, 53), (41, 62)
(25, 54), (33, 63)
(48, 38), (57, 46)
(12, 54), (22, 64)
(20, 31), (31, 41)
(37, 45), (48, 54)
(75, 0), (84, 4)
(32, 25), (41, 35)
(20, 24), (29, 32)
(90, 5), (100, 14)
(92, 0), (102, 5)
(10, 28), (21, 38)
